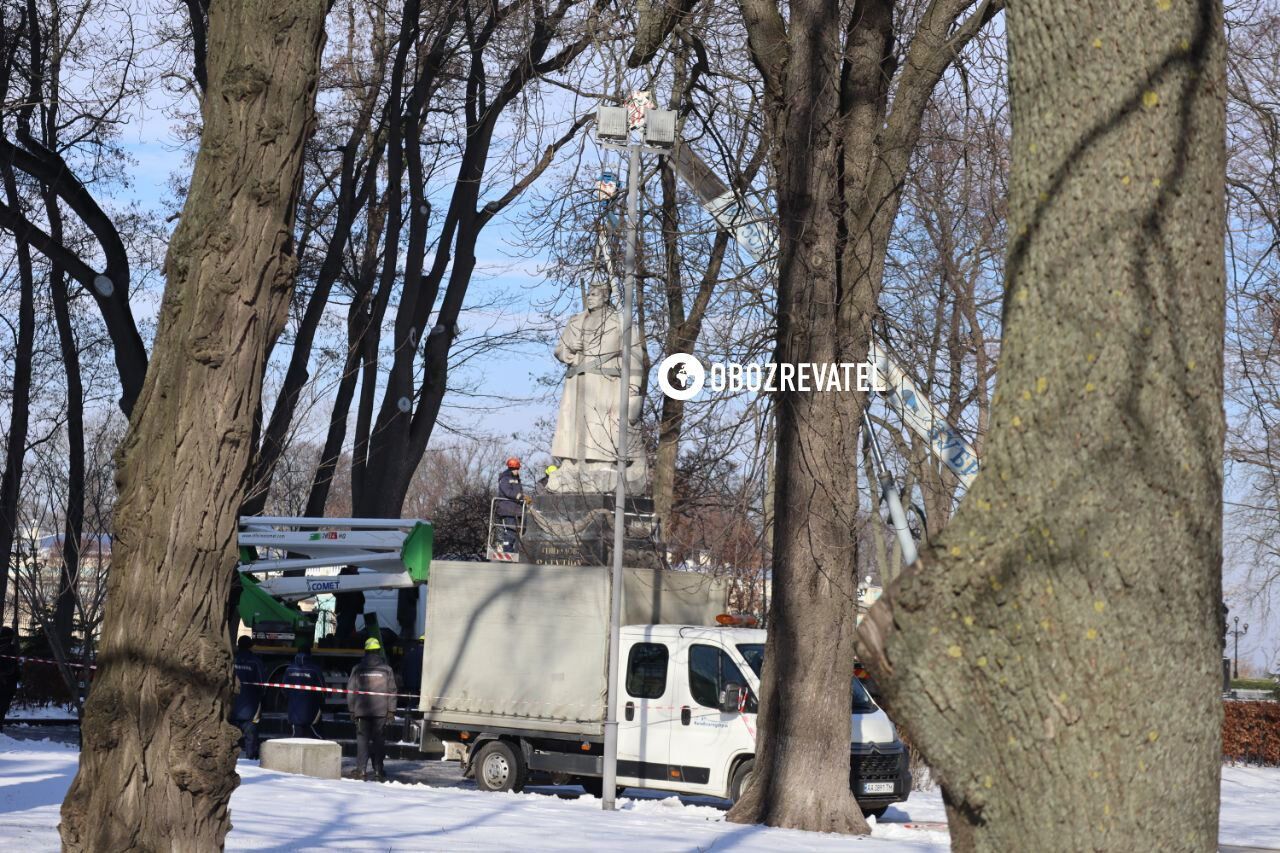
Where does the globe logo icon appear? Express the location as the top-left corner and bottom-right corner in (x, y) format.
(658, 353), (705, 401)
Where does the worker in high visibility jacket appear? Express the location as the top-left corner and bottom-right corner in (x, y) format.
(347, 636), (396, 781)
(282, 642), (326, 738)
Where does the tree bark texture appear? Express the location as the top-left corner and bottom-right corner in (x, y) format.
(724, 0), (871, 833)
(858, 1), (1226, 850)
(58, 1), (328, 849)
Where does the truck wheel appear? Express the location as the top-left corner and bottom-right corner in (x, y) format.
(729, 759), (755, 804)
(473, 741), (527, 793)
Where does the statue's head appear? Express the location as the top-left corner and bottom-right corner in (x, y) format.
(586, 283), (611, 312)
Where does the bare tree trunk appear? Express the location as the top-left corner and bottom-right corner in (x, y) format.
(722, 0), (869, 832)
(858, 0), (1226, 849)
(631, 0), (999, 833)
(47, 192), (84, 658)
(0, 161), (36, 625)
(651, 158), (732, 524)
(59, 1), (328, 848)
(239, 109), (382, 517)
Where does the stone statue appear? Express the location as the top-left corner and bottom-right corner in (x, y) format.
(547, 282), (647, 494)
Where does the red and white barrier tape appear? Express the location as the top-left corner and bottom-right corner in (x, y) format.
(243, 680), (418, 699)
(0, 653), (416, 699)
(0, 652), (96, 670)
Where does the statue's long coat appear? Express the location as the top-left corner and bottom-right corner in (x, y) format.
(550, 305), (645, 462)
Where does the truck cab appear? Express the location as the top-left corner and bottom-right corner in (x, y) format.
(612, 624), (910, 812)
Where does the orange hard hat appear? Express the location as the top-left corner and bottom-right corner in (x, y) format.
(506, 457), (521, 469)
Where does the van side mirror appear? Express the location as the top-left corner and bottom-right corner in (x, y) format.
(718, 682), (746, 714)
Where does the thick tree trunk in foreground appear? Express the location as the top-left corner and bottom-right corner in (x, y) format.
(858, 1), (1226, 850)
(722, 0), (869, 833)
(628, 0), (996, 831)
(59, 1), (328, 849)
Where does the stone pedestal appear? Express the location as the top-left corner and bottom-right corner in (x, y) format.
(520, 494), (664, 567)
(260, 738), (342, 780)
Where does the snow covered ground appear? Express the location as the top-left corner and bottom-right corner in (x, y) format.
(0, 732), (1276, 851)
(5, 704), (76, 720)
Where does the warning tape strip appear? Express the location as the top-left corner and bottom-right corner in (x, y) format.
(0, 653), (416, 700)
(0, 652), (95, 670)
(243, 680), (418, 699)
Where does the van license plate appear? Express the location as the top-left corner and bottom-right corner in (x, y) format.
(861, 782), (894, 794)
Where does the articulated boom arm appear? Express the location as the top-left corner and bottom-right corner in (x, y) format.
(237, 516), (433, 600)
(668, 145), (980, 491)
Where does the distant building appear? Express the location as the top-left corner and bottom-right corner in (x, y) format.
(3, 531), (111, 639)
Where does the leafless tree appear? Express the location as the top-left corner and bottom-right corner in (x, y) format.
(860, 0), (1228, 847)
(58, 0), (329, 845)
(1223, 1), (1280, 620)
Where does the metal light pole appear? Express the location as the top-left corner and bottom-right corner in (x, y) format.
(1229, 616), (1249, 679)
(594, 98), (675, 812)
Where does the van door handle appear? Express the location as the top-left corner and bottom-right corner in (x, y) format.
(625, 701), (634, 721)
(681, 706), (691, 726)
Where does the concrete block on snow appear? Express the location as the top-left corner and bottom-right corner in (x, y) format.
(260, 738), (342, 780)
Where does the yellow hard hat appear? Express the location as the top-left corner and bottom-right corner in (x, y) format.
(546, 465), (558, 473)
(364, 637), (382, 651)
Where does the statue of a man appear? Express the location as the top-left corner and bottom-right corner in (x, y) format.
(547, 282), (646, 494)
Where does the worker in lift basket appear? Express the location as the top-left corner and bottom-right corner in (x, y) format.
(348, 637), (396, 781)
(495, 457), (528, 551)
(535, 464), (557, 495)
(230, 636), (267, 760)
(282, 640), (326, 738)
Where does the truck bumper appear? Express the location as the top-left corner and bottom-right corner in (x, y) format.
(850, 742), (911, 807)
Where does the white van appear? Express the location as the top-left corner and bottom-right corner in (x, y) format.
(601, 624), (910, 812)
(417, 562), (911, 813)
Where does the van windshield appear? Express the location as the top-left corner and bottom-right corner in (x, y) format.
(735, 644), (879, 714)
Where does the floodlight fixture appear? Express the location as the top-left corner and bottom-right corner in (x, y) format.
(596, 106), (629, 141)
(643, 109), (677, 147)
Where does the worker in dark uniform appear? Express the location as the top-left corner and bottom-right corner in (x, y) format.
(282, 641), (326, 738)
(231, 636), (267, 759)
(0, 627), (20, 734)
(400, 634), (424, 710)
(347, 637), (396, 781)
(495, 457), (527, 551)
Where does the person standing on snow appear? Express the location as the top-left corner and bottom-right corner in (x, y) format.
(231, 635), (267, 759)
(347, 636), (396, 781)
(0, 627), (20, 733)
(282, 641), (326, 738)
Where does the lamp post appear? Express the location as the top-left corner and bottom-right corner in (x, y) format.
(593, 97), (676, 812)
(1229, 616), (1249, 680)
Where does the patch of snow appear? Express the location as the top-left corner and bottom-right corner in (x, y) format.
(0, 734), (1275, 851)
(1220, 764), (1280, 848)
(6, 704), (76, 720)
